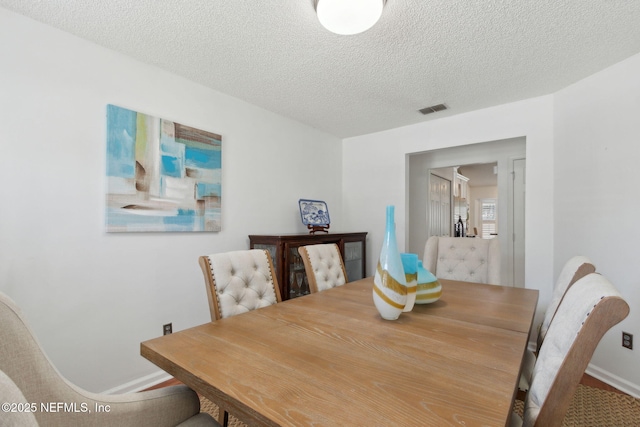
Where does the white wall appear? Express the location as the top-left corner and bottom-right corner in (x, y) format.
(554, 52), (640, 395)
(3, 5), (640, 397)
(342, 53), (640, 396)
(342, 96), (555, 315)
(0, 9), (342, 393)
(406, 137), (526, 287)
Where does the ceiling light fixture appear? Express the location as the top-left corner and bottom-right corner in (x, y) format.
(315, 0), (386, 36)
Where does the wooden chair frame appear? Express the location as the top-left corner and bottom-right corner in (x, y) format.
(524, 287), (629, 427)
(518, 258), (597, 401)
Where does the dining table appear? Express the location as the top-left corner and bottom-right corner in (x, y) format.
(141, 277), (538, 427)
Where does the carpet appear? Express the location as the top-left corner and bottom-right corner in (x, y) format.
(200, 384), (640, 426)
(513, 384), (640, 426)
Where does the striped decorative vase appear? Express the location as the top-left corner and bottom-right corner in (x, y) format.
(373, 205), (407, 320)
(415, 261), (442, 304)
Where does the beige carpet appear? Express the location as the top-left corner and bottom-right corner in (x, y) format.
(513, 384), (640, 426)
(201, 384), (640, 426)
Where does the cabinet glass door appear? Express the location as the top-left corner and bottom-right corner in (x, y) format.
(343, 241), (363, 282)
(285, 243), (309, 299)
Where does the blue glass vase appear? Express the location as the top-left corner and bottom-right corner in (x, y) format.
(400, 253), (418, 312)
(415, 261), (442, 304)
(372, 206), (407, 320)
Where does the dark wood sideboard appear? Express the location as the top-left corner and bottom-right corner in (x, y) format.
(249, 232), (367, 300)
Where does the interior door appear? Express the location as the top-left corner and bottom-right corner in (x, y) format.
(429, 174), (451, 237)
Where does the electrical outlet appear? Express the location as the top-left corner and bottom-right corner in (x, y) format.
(622, 332), (633, 349)
(163, 323), (172, 336)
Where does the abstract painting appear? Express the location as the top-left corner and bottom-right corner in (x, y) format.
(106, 105), (221, 232)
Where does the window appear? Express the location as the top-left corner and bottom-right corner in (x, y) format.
(480, 199), (497, 239)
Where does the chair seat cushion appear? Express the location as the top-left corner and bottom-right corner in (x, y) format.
(176, 413), (221, 427)
(518, 349), (536, 392)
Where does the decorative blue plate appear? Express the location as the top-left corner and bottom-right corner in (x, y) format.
(298, 199), (330, 226)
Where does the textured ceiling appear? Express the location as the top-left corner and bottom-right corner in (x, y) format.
(2, 0), (640, 138)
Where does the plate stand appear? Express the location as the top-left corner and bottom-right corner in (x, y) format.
(307, 224), (330, 234)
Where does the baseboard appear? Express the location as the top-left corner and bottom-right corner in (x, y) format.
(586, 364), (640, 398)
(101, 370), (172, 395)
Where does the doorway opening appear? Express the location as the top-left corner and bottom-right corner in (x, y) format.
(407, 137), (526, 287)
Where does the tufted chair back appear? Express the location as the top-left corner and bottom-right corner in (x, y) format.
(298, 244), (348, 293)
(518, 256), (596, 397)
(513, 273), (629, 427)
(536, 256), (595, 350)
(423, 236), (501, 285)
(199, 250), (282, 321)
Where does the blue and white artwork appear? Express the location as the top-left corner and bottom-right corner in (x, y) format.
(299, 199), (330, 226)
(106, 105), (222, 232)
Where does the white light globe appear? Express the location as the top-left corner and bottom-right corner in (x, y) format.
(316, 0), (385, 35)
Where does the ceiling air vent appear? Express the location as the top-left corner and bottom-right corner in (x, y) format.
(418, 104), (447, 115)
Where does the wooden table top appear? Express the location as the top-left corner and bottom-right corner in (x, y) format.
(141, 277), (538, 427)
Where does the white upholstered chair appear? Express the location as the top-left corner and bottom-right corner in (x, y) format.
(510, 273), (629, 427)
(423, 236), (501, 285)
(198, 249), (282, 322)
(536, 256), (596, 351)
(518, 256), (596, 396)
(0, 291), (219, 427)
(0, 370), (38, 427)
(298, 244), (348, 293)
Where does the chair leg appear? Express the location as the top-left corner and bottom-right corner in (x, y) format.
(217, 408), (229, 427)
(217, 409), (228, 427)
